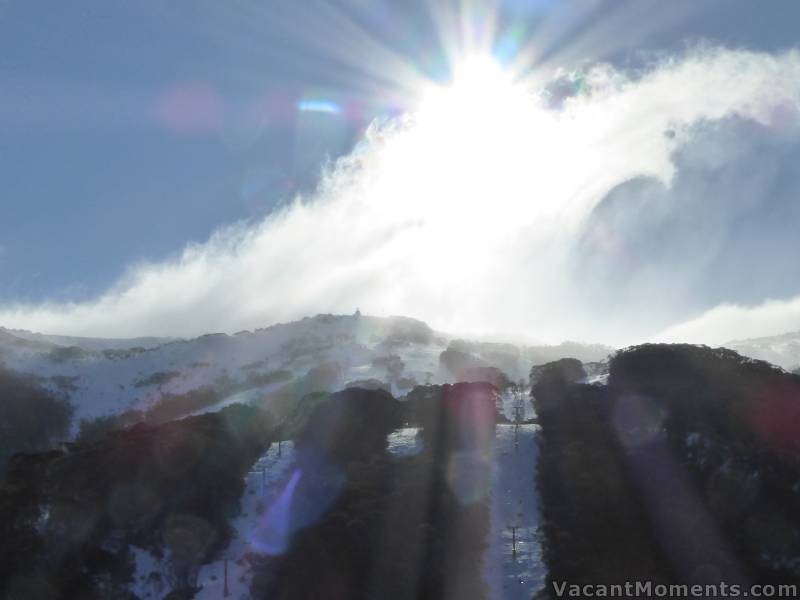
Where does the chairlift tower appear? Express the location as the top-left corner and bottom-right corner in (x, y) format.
(512, 387), (525, 424)
(512, 385), (525, 449)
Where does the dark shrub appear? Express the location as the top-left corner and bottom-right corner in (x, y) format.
(372, 355), (405, 380)
(48, 346), (88, 364)
(404, 383), (499, 451)
(439, 348), (486, 377)
(608, 344), (800, 581)
(296, 388), (401, 462)
(456, 366), (513, 390)
(532, 345), (800, 589)
(0, 404), (275, 597)
(0, 368), (74, 476)
(303, 362), (343, 394)
(133, 371), (181, 388)
(345, 378), (390, 392)
(530, 357), (586, 414)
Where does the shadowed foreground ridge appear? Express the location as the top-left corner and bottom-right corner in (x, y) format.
(251, 385), (493, 600)
(533, 344), (800, 595)
(3, 343), (800, 599)
(0, 404), (276, 598)
(0, 384), (499, 600)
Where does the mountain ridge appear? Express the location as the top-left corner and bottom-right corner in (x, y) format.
(0, 313), (613, 429)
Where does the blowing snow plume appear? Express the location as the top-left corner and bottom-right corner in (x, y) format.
(3, 48), (800, 343)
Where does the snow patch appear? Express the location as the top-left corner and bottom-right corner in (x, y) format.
(483, 424), (546, 600)
(386, 427), (424, 457)
(129, 546), (170, 599)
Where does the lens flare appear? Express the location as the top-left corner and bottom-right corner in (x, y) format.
(298, 98), (342, 115)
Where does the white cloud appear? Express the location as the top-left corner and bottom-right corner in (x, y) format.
(656, 296), (800, 346)
(2, 47), (800, 341)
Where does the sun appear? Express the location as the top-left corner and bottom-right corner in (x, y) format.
(416, 56), (527, 127)
(411, 55), (538, 169)
(449, 56), (519, 107)
(356, 52), (569, 318)
(366, 49), (576, 275)
(405, 55), (547, 209)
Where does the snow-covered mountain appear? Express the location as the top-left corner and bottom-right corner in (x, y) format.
(1, 327), (173, 351)
(0, 314), (612, 429)
(724, 331), (800, 371)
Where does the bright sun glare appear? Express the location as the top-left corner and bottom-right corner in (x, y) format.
(360, 54), (573, 291)
(418, 56), (527, 129)
(398, 55), (566, 225)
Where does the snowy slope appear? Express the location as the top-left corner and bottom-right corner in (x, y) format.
(129, 441), (298, 600)
(725, 331), (800, 370)
(125, 413), (541, 599)
(386, 427), (424, 457)
(0, 313), (612, 430)
(483, 424), (546, 600)
(0, 314), (450, 424)
(192, 427), (428, 599)
(193, 441), (297, 599)
(1, 327), (173, 351)
(184, 383), (288, 418)
(499, 388), (537, 422)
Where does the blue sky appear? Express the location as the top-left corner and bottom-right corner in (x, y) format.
(2, 1), (800, 342)
(1, 0), (423, 301)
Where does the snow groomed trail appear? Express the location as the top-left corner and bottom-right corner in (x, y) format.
(483, 423), (546, 600)
(194, 427), (425, 598)
(128, 441), (297, 599)
(193, 440), (296, 599)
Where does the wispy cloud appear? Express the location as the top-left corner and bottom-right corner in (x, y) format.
(2, 47), (799, 342)
(657, 296), (800, 346)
